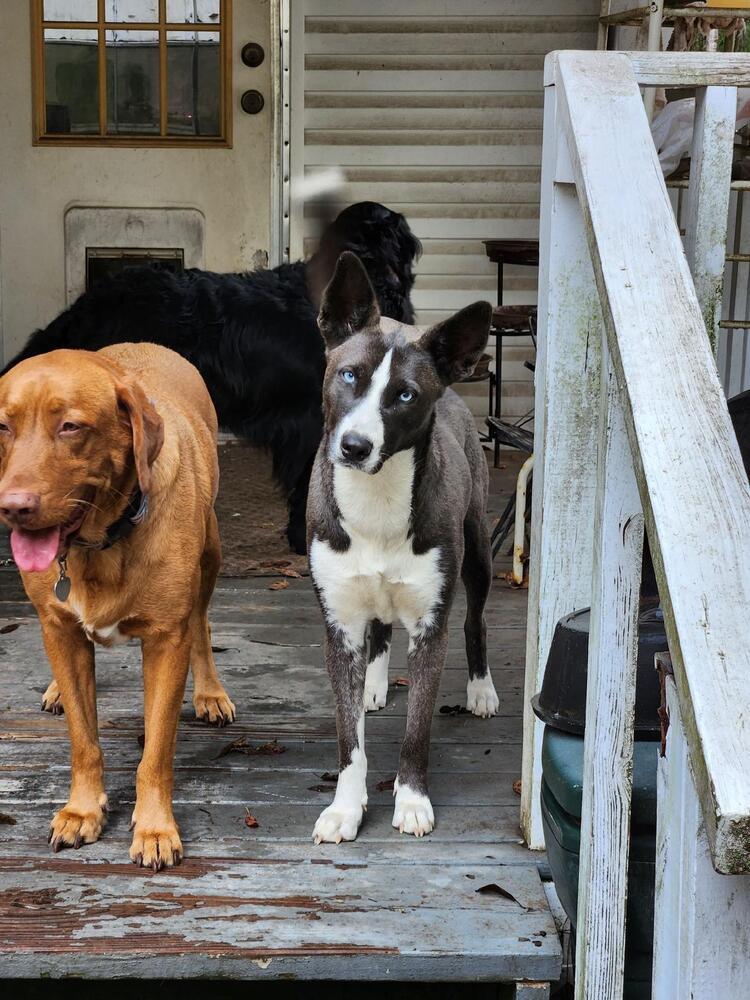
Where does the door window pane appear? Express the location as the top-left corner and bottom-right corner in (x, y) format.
(105, 0), (158, 22)
(167, 31), (220, 136)
(44, 28), (99, 134)
(106, 30), (160, 134)
(43, 1), (97, 20)
(166, 1), (220, 24)
(36, 1), (228, 143)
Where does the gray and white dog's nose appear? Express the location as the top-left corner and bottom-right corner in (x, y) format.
(340, 432), (373, 464)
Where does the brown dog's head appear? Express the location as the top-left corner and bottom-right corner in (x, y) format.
(0, 349), (163, 573)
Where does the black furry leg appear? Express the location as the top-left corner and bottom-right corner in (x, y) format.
(462, 515), (499, 718)
(462, 515), (492, 682)
(286, 456), (315, 555)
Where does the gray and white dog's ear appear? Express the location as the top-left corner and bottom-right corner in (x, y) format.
(418, 301), (493, 385)
(317, 251), (381, 350)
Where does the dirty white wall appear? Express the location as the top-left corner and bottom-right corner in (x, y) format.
(0, 0), (273, 361)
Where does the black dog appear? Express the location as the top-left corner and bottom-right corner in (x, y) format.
(4, 202), (421, 553)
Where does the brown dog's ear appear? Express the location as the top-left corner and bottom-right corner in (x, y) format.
(418, 301), (493, 386)
(317, 251), (381, 350)
(116, 382), (164, 494)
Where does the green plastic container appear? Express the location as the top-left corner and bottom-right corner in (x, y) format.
(540, 727), (658, 1000)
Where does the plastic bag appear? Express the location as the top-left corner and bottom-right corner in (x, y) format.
(651, 89), (750, 176)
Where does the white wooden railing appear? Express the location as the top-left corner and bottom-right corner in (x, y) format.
(523, 51), (750, 999)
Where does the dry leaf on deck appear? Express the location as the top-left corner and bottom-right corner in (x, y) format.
(244, 808), (259, 829)
(439, 704), (469, 716)
(220, 737), (287, 758)
(476, 883), (526, 908)
(392, 677), (409, 687)
(268, 579), (289, 591)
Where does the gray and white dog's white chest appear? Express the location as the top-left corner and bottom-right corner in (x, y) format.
(310, 449), (443, 646)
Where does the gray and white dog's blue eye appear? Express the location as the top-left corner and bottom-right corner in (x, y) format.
(341, 369), (356, 384)
(399, 389), (415, 403)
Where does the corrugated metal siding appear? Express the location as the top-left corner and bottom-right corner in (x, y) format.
(290, 0), (599, 420)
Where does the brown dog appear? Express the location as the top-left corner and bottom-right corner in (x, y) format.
(0, 343), (234, 869)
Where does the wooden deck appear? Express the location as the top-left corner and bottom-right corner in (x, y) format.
(0, 457), (560, 988)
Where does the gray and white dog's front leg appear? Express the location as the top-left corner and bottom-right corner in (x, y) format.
(364, 619), (392, 712)
(313, 626), (368, 844)
(462, 514), (500, 718)
(393, 625), (448, 837)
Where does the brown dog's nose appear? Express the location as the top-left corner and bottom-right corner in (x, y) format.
(0, 491), (41, 522)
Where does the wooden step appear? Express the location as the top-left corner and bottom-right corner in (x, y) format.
(0, 845), (560, 982)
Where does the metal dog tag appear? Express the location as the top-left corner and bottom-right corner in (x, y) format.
(54, 557), (71, 602)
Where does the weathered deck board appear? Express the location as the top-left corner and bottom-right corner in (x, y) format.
(0, 461), (559, 984)
(0, 855), (555, 981)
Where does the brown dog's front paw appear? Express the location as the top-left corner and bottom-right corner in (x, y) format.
(41, 679), (64, 715)
(193, 689), (236, 726)
(49, 797), (108, 852)
(130, 821), (183, 871)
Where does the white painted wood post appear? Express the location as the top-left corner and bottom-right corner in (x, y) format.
(555, 50), (750, 874)
(643, 0), (664, 121)
(684, 85), (736, 353)
(287, 0), (307, 263)
(574, 348), (644, 1000)
(521, 76), (602, 850)
(597, 1), (610, 52)
(652, 675), (750, 999)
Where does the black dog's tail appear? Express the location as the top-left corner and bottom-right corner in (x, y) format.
(306, 201), (422, 323)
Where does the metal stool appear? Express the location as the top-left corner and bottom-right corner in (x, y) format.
(487, 419), (533, 585)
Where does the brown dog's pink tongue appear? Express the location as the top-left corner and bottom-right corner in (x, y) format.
(10, 526), (61, 573)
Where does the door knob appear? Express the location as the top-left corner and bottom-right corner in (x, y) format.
(241, 42), (265, 68)
(241, 90), (265, 115)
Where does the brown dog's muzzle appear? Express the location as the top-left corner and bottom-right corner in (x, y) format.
(0, 482), (90, 574)
(0, 490), (41, 524)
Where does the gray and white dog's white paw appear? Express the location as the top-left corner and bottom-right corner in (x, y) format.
(466, 675), (500, 718)
(392, 780), (434, 838)
(363, 677), (388, 712)
(312, 802), (366, 844)
(364, 651), (389, 712)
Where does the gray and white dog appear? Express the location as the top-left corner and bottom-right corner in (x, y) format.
(307, 251), (499, 844)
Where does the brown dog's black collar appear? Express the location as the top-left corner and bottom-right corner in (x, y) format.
(73, 488), (149, 552)
(54, 489), (149, 601)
